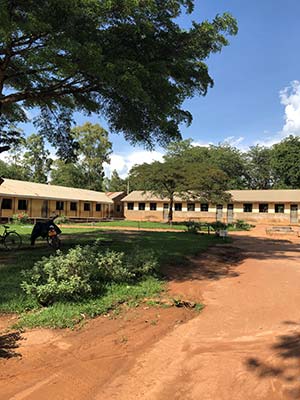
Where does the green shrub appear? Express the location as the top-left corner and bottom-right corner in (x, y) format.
(55, 214), (70, 224)
(21, 243), (158, 306)
(184, 221), (201, 234)
(12, 212), (30, 224)
(210, 221), (227, 231)
(229, 219), (254, 231)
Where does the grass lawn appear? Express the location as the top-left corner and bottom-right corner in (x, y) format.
(75, 220), (187, 230)
(0, 224), (226, 329)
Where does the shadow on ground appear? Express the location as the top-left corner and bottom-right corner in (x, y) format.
(163, 233), (300, 283)
(245, 325), (300, 399)
(0, 332), (22, 359)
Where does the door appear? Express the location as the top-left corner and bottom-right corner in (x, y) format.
(41, 200), (48, 218)
(290, 204), (298, 223)
(216, 205), (223, 221)
(227, 204), (234, 223)
(163, 203), (169, 220)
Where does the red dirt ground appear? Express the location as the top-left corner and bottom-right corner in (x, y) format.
(1, 226), (300, 400)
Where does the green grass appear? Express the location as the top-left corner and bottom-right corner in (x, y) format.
(0, 225), (224, 328)
(75, 220), (187, 230)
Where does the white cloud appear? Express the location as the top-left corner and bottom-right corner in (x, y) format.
(256, 80), (300, 147)
(104, 150), (164, 178)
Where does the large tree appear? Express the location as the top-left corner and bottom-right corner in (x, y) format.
(245, 145), (273, 189)
(270, 135), (300, 189)
(0, 1), (237, 156)
(105, 169), (128, 192)
(130, 159), (229, 223)
(50, 122), (111, 190)
(72, 122), (112, 191)
(22, 133), (53, 183)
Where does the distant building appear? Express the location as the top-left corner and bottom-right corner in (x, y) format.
(122, 190), (300, 225)
(0, 178), (113, 221)
(106, 191), (126, 219)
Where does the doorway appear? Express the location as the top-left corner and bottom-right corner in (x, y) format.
(216, 205), (223, 221)
(227, 204), (234, 223)
(290, 204), (298, 223)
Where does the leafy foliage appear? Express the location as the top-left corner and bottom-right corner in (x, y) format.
(12, 212), (30, 225)
(21, 243), (158, 306)
(0, 1), (237, 154)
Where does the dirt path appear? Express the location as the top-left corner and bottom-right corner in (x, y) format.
(1, 227), (300, 399)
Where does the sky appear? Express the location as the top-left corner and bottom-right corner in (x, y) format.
(18, 1), (300, 178)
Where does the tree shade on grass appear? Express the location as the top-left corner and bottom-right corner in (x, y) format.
(0, 227), (223, 328)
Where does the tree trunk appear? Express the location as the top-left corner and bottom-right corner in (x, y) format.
(168, 195), (174, 225)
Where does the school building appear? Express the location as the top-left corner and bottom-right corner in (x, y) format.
(121, 190), (300, 225)
(0, 178), (114, 221)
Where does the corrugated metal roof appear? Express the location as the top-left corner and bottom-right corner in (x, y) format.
(122, 190), (300, 203)
(0, 179), (113, 203)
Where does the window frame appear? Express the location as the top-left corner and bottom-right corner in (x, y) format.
(174, 203), (182, 211)
(275, 203), (285, 213)
(84, 202), (91, 212)
(127, 202), (134, 210)
(18, 199), (27, 211)
(243, 203), (253, 213)
(138, 202), (146, 211)
(56, 201), (64, 211)
(187, 202), (195, 211)
(1, 198), (12, 210)
(200, 203), (209, 212)
(259, 203), (268, 213)
(70, 202), (77, 211)
(150, 202), (157, 211)
(96, 203), (102, 212)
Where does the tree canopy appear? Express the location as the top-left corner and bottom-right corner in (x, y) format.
(0, 1), (237, 156)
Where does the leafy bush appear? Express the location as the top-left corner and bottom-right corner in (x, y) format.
(55, 214), (70, 224)
(21, 243), (158, 306)
(210, 221), (227, 231)
(228, 219), (254, 231)
(185, 221), (201, 234)
(12, 212), (30, 224)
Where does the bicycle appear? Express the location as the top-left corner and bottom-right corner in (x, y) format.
(0, 225), (22, 250)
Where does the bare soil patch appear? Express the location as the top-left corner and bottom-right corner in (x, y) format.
(1, 226), (300, 399)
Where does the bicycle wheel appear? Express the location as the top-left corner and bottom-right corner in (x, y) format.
(47, 235), (61, 250)
(4, 232), (22, 250)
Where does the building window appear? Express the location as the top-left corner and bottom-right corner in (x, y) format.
(163, 203), (169, 209)
(127, 202), (134, 210)
(70, 202), (77, 211)
(96, 203), (102, 212)
(175, 203), (182, 211)
(138, 202), (145, 210)
(201, 203), (209, 212)
(243, 203), (253, 213)
(259, 203), (268, 213)
(275, 203), (284, 213)
(187, 203), (195, 211)
(1, 198), (12, 209)
(84, 202), (91, 211)
(18, 199), (27, 210)
(150, 202), (157, 211)
(56, 201), (64, 210)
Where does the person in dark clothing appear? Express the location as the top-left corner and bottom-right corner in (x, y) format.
(31, 217), (61, 246)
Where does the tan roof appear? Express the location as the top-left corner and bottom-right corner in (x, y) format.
(122, 190), (300, 203)
(229, 190), (300, 203)
(106, 191), (126, 199)
(0, 179), (113, 203)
